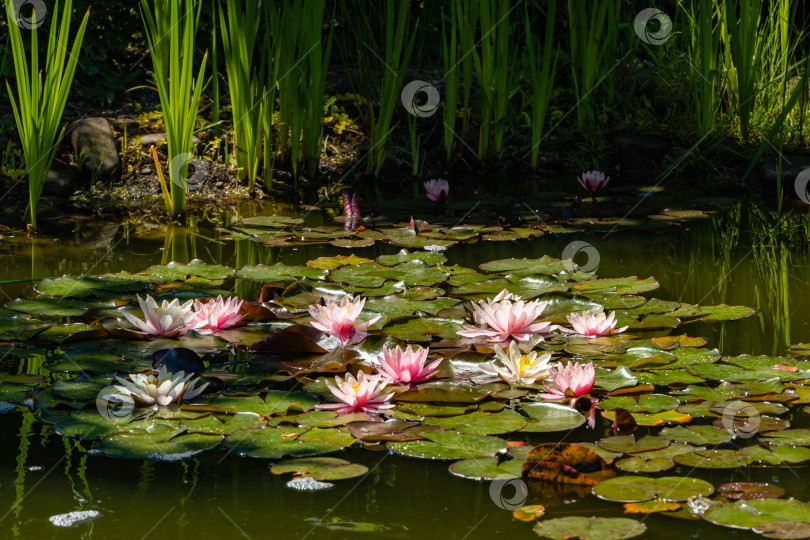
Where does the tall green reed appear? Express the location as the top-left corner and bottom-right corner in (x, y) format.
(367, 0), (417, 176)
(5, 0), (89, 228)
(259, 1), (281, 185)
(441, 3), (459, 163)
(680, 0), (721, 138)
(219, 0), (262, 187)
(456, 0), (478, 138)
(273, 0), (332, 179)
(721, 0), (764, 141)
(567, 0), (619, 130)
(523, 0), (558, 169)
(141, 0), (208, 217)
(473, 0), (514, 160)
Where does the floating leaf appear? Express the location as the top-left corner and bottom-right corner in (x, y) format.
(615, 457), (674, 473)
(223, 426), (341, 458)
(623, 500), (681, 514)
(270, 457), (368, 480)
(520, 403), (587, 432)
(704, 499), (810, 531)
(448, 456), (524, 480)
(673, 449), (753, 468)
(717, 482), (786, 500)
(387, 431), (507, 460)
(96, 424), (223, 460)
(513, 504), (545, 522)
(424, 410), (527, 435)
(593, 476), (714, 502)
(533, 517), (646, 540)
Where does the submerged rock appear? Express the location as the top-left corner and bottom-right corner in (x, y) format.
(69, 117), (121, 182)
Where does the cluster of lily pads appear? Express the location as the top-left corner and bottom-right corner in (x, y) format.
(4, 251), (810, 539)
(218, 193), (731, 250)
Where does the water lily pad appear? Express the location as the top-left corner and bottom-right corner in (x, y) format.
(674, 449), (754, 468)
(743, 445), (810, 465)
(306, 255), (374, 270)
(382, 316), (463, 342)
(237, 263), (326, 282)
(388, 431), (507, 460)
(692, 304), (755, 322)
(599, 394), (680, 413)
(513, 504), (545, 521)
(704, 499), (810, 531)
(597, 435), (670, 454)
(377, 251), (447, 267)
(364, 296), (459, 318)
(521, 403), (586, 432)
(533, 516), (646, 540)
(448, 456), (525, 480)
(145, 260), (234, 281)
(212, 392), (319, 416)
(478, 257), (565, 276)
(594, 367), (638, 392)
(659, 425), (734, 445)
(573, 277), (659, 295)
(6, 298), (88, 317)
(40, 409), (125, 438)
(615, 457), (674, 473)
(718, 482), (786, 500)
(294, 411), (371, 427)
(223, 426), (342, 458)
(36, 275), (151, 299)
(96, 424), (223, 460)
(329, 262), (448, 288)
(623, 500), (681, 513)
(753, 521), (810, 539)
(270, 457), (368, 480)
(593, 476), (714, 502)
(424, 410), (526, 435)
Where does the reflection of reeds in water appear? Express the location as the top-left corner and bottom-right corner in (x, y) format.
(11, 410), (35, 538)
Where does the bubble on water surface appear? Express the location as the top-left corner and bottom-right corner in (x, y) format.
(48, 510), (100, 527)
(286, 477), (335, 491)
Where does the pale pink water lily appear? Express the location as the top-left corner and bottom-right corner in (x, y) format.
(317, 371), (394, 413)
(185, 295), (244, 335)
(561, 309), (627, 337)
(375, 345), (442, 384)
(113, 366), (208, 408)
(308, 296), (381, 345)
(424, 179), (449, 203)
(577, 170), (609, 195)
(538, 361), (596, 402)
(118, 295), (194, 337)
(483, 341), (552, 385)
(458, 289), (552, 342)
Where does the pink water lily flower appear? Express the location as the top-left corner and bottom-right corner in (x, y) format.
(458, 289), (552, 342)
(186, 295), (244, 335)
(424, 179), (449, 203)
(561, 309), (627, 337)
(317, 371), (394, 413)
(118, 295), (194, 338)
(577, 170), (609, 195)
(375, 345), (442, 384)
(308, 296), (381, 345)
(343, 190), (361, 218)
(538, 361), (596, 402)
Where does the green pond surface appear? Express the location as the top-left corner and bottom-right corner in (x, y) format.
(0, 200), (809, 539)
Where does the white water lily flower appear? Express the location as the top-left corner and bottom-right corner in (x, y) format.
(118, 294), (194, 337)
(482, 340), (552, 385)
(114, 366), (208, 407)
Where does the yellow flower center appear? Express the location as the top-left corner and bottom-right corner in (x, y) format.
(518, 354), (535, 371)
(351, 382), (360, 393)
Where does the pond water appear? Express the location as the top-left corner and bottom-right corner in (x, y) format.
(1, 200), (809, 539)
